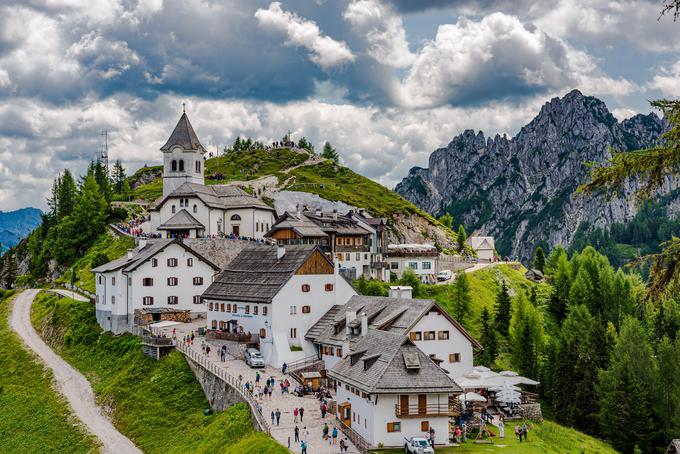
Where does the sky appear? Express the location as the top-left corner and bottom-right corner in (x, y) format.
(0, 0), (679, 211)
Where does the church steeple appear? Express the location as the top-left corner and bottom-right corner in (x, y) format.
(160, 111), (206, 197)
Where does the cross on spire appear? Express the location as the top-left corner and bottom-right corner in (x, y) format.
(182, 102), (186, 113)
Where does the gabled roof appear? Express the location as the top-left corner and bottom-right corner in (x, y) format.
(201, 244), (333, 303)
(91, 239), (219, 274)
(468, 236), (495, 250)
(158, 209), (204, 230)
(306, 295), (482, 349)
(328, 330), (462, 394)
(265, 210), (371, 238)
(160, 112), (206, 153)
(150, 182), (275, 212)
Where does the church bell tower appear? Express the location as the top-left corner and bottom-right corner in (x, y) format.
(160, 108), (206, 197)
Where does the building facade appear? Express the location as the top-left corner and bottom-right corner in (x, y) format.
(92, 239), (219, 333)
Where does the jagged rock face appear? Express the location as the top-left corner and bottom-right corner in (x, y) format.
(395, 90), (667, 261)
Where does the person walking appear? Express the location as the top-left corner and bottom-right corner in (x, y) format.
(271, 410), (275, 425)
(522, 422), (528, 441)
(294, 407), (299, 423)
(302, 427), (309, 443)
(429, 427), (435, 447)
(294, 425), (300, 443)
(275, 408), (281, 426)
(299, 407), (304, 422)
(282, 362), (287, 374)
(300, 440), (307, 454)
(322, 423), (329, 440)
(331, 426), (338, 444)
(498, 419), (505, 438)
(255, 372), (260, 384)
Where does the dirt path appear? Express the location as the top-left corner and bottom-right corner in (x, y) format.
(9, 290), (142, 454)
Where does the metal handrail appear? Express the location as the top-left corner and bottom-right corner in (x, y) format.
(286, 354), (321, 372)
(175, 341), (271, 434)
(336, 417), (371, 454)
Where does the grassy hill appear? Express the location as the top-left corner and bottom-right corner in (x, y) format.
(0, 290), (98, 453)
(31, 292), (286, 454)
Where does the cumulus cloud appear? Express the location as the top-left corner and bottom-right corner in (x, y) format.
(648, 61), (680, 96)
(255, 2), (355, 70)
(343, 0), (415, 68)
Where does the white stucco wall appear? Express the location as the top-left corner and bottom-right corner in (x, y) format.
(388, 257), (436, 280)
(162, 146), (204, 197)
(411, 311), (475, 378)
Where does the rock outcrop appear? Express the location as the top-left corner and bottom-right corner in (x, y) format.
(395, 90), (668, 260)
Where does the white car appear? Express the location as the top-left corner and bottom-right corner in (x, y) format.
(437, 270), (452, 281)
(404, 437), (434, 454)
(244, 348), (265, 368)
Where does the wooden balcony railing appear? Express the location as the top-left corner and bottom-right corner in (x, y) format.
(395, 403), (455, 418)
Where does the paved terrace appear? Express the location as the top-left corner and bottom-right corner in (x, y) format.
(154, 322), (359, 454)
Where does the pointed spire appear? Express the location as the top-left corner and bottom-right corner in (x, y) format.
(160, 111), (206, 153)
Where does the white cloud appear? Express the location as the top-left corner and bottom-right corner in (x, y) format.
(254, 2), (355, 70)
(648, 61), (680, 96)
(343, 0), (415, 68)
(67, 32), (141, 80)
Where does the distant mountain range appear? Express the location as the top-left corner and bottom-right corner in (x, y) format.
(395, 90), (668, 261)
(0, 207), (42, 253)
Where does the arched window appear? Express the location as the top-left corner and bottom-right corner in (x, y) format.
(196, 160), (201, 173)
(179, 160), (184, 171)
(171, 160), (177, 171)
(172, 205), (176, 213)
(193, 204), (197, 213)
(230, 214), (242, 221)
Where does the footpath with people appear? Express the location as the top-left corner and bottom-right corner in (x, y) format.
(157, 323), (358, 454)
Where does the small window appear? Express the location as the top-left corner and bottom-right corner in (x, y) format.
(220, 303), (225, 312)
(290, 328), (297, 338)
(450, 353), (461, 363)
(302, 305), (311, 314)
(111, 296), (115, 304)
(151, 258), (158, 267)
(390, 262), (398, 270)
(422, 262), (432, 270)
(128, 277), (132, 286)
(408, 262), (418, 270)
(387, 422), (401, 432)
(230, 214), (241, 221)
(187, 258), (193, 267)
(179, 159), (184, 171)
(193, 276), (203, 285)
(143, 296), (154, 305)
(260, 328), (266, 338)
(167, 258), (178, 267)
(193, 204), (197, 214)
(336, 347), (342, 357)
(254, 306), (259, 315)
(256, 223), (259, 233)
(143, 278), (153, 286)
(196, 160), (201, 173)
(245, 305), (250, 314)
(263, 306), (268, 316)
(212, 320), (217, 329)
(112, 277), (116, 286)
(193, 295), (201, 304)
(209, 302), (214, 311)
(172, 205), (176, 214)
(324, 283), (333, 292)
(171, 160), (177, 171)
(410, 331), (422, 341)
(290, 306), (297, 315)
(355, 253), (360, 260)
(301, 284), (310, 292)
(232, 304), (237, 313)
(227, 304), (232, 312)
(168, 296), (178, 305)
(438, 330), (450, 340)
(421, 421), (430, 432)
(167, 277), (178, 286)
(424, 331), (436, 341)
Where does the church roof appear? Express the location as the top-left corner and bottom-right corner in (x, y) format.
(150, 182), (275, 212)
(160, 112), (206, 153)
(158, 209), (205, 230)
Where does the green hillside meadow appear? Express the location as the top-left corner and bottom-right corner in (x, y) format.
(30, 292), (287, 454)
(0, 290), (98, 453)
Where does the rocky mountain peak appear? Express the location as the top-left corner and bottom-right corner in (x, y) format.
(395, 91), (667, 261)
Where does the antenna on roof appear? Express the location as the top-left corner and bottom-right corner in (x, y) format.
(99, 130), (109, 174)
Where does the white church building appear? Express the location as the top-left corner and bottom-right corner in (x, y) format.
(149, 111), (276, 239)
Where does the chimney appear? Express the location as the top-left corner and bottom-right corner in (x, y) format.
(126, 249), (134, 259)
(361, 312), (368, 336)
(358, 208), (365, 215)
(345, 310), (357, 335)
(277, 246), (286, 259)
(332, 208), (338, 220)
(341, 338), (350, 357)
(389, 286), (413, 299)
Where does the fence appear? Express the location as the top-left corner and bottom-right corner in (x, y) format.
(336, 418), (371, 454)
(175, 342), (271, 435)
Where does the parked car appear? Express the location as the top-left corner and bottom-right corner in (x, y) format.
(404, 437), (434, 454)
(437, 269), (453, 281)
(244, 348), (265, 368)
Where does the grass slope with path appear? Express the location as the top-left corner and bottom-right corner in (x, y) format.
(0, 289), (98, 453)
(30, 292), (287, 454)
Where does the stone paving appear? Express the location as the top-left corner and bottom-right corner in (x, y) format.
(155, 322), (358, 454)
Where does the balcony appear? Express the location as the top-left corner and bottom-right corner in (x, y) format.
(395, 403), (456, 418)
(370, 261), (389, 269)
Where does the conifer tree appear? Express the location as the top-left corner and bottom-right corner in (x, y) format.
(478, 307), (498, 366)
(3, 249), (17, 289)
(111, 160), (127, 196)
(452, 271), (472, 324)
(510, 293), (544, 379)
(494, 281), (512, 336)
(599, 317), (656, 453)
(457, 224), (467, 250)
(56, 170), (77, 220)
(322, 142), (339, 162)
(655, 337), (680, 447)
(438, 213), (453, 230)
(549, 251), (572, 323)
(532, 246), (545, 272)
(93, 159), (112, 203)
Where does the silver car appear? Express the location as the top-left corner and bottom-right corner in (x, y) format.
(244, 348), (265, 368)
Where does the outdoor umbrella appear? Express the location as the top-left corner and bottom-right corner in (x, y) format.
(457, 392), (487, 403)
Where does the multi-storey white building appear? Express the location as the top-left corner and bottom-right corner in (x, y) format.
(148, 111), (276, 239)
(201, 244), (356, 367)
(92, 239), (219, 333)
(306, 287), (481, 378)
(386, 244), (439, 282)
(329, 329), (461, 448)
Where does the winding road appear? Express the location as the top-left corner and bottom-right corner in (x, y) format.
(9, 289), (142, 454)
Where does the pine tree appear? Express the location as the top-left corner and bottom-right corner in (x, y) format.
(655, 337), (680, 448)
(438, 213), (453, 229)
(60, 175), (109, 261)
(298, 137), (315, 152)
(3, 249), (17, 289)
(532, 246), (545, 272)
(111, 160), (127, 196)
(549, 251), (572, 323)
(233, 136), (242, 151)
(599, 317), (656, 453)
(452, 271), (472, 324)
(510, 293), (544, 380)
(494, 281), (512, 336)
(93, 159), (112, 203)
(457, 225), (467, 250)
(322, 142), (339, 162)
(56, 170), (77, 220)
(478, 307), (498, 366)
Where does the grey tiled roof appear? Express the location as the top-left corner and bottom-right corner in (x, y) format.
(160, 112), (206, 153)
(266, 211), (371, 238)
(151, 182), (274, 212)
(201, 244), (331, 303)
(158, 209), (204, 230)
(305, 295), (482, 349)
(328, 330), (462, 394)
(91, 239), (219, 274)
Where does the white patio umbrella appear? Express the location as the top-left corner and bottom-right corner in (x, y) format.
(457, 392), (487, 403)
(488, 384), (521, 393)
(494, 382), (522, 404)
(499, 370), (519, 377)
